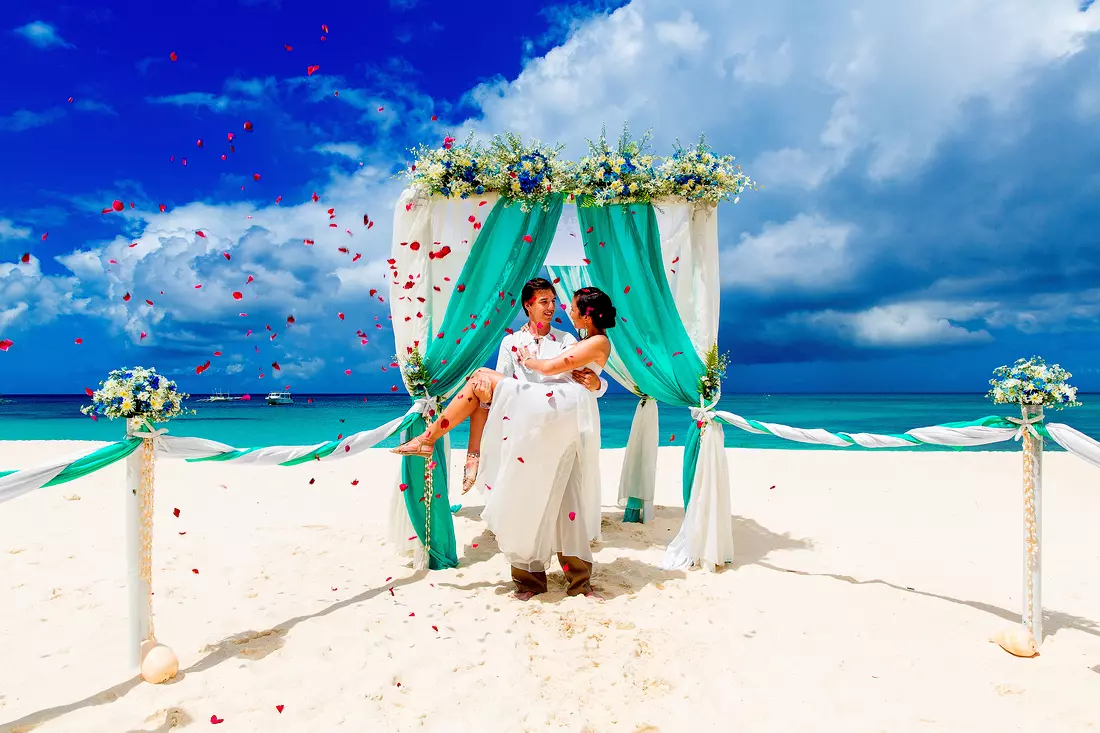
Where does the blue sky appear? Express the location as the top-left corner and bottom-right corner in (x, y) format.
(1, 0), (1099, 395)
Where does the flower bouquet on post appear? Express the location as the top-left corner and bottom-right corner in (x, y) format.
(81, 366), (192, 424)
(987, 357), (1080, 411)
(81, 365), (191, 682)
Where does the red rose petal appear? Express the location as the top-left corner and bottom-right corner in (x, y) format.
(276, 705), (284, 713)
(210, 715), (223, 724)
(173, 508), (180, 517)
(568, 511), (576, 521)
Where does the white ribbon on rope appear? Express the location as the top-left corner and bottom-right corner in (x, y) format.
(156, 399), (435, 465)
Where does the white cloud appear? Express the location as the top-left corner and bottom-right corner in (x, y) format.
(28, 164), (406, 373)
(467, 1), (1100, 185)
(147, 92), (235, 112)
(722, 213), (858, 291)
(314, 142), (365, 159)
(73, 99), (117, 116)
(654, 11), (708, 51)
(788, 301), (994, 348)
(0, 219), (31, 240)
(0, 257), (88, 330)
(0, 108), (63, 132)
(14, 21), (73, 50)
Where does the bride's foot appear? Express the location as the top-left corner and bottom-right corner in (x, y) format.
(391, 434), (434, 457)
(461, 452), (480, 494)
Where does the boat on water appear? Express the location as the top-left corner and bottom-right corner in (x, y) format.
(201, 390), (242, 403)
(266, 391), (293, 405)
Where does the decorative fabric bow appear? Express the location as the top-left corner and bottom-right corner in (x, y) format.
(126, 417), (169, 452)
(690, 405), (716, 424)
(1006, 413), (1045, 442)
(412, 395), (441, 421)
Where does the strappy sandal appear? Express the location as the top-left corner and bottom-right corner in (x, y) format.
(461, 452), (480, 494)
(391, 435), (434, 457)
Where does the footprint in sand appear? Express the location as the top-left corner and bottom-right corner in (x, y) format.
(128, 706), (192, 732)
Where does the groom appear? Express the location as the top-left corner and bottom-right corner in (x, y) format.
(465, 277), (606, 596)
(466, 278), (606, 469)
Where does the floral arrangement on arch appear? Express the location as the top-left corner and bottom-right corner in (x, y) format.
(655, 135), (756, 205)
(699, 344), (729, 405)
(81, 366), (192, 422)
(397, 348), (431, 397)
(571, 124), (658, 206)
(407, 132), (492, 199)
(404, 127), (754, 206)
(485, 133), (571, 210)
(987, 356), (1081, 410)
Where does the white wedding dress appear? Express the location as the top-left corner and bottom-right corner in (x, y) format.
(476, 357), (603, 573)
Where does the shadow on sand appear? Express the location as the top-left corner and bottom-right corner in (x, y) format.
(7, 504), (1098, 731)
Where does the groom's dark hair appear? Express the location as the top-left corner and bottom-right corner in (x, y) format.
(521, 277), (555, 316)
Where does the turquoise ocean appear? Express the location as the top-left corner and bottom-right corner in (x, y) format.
(1, 393), (1098, 453)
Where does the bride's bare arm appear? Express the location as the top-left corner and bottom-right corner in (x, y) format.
(518, 335), (610, 376)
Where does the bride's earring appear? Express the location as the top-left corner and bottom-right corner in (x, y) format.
(579, 327), (588, 339)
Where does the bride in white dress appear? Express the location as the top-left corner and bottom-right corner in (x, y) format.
(393, 286), (616, 600)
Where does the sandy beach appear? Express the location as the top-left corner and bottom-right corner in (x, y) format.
(2, 441), (1099, 732)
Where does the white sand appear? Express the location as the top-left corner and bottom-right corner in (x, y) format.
(2, 441), (1099, 733)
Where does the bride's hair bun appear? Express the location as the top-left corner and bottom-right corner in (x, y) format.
(574, 287), (617, 330)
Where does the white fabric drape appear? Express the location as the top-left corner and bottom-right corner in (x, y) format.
(662, 419), (735, 571)
(655, 199), (720, 356)
(0, 453), (77, 505)
(653, 200), (731, 569)
(618, 398), (659, 522)
(1039, 423), (1100, 469)
(387, 188), (493, 567)
(547, 265), (658, 521)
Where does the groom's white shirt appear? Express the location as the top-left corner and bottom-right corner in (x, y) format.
(494, 326), (608, 397)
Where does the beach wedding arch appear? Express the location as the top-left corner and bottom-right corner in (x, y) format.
(386, 125), (754, 573)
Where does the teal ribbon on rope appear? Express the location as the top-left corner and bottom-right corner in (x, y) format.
(0, 439), (141, 487)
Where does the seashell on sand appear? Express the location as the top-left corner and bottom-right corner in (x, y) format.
(990, 626), (1039, 658)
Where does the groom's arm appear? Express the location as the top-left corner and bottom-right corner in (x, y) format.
(557, 331), (608, 395)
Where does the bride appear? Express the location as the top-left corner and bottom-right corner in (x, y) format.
(393, 286), (615, 599)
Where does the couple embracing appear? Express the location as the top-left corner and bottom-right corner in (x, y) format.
(394, 278), (616, 601)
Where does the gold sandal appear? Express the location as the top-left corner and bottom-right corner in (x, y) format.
(391, 435), (434, 457)
(461, 452), (480, 494)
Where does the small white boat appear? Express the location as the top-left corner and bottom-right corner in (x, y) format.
(266, 391), (293, 405)
(203, 390), (241, 402)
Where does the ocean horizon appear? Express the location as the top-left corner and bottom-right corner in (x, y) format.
(2, 392), (1097, 452)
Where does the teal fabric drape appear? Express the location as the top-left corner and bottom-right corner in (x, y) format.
(402, 194), (564, 569)
(546, 264), (636, 389)
(548, 263), (652, 522)
(577, 202), (710, 506)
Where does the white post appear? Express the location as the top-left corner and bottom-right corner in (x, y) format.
(125, 419), (154, 668)
(1021, 404), (1043, 646)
